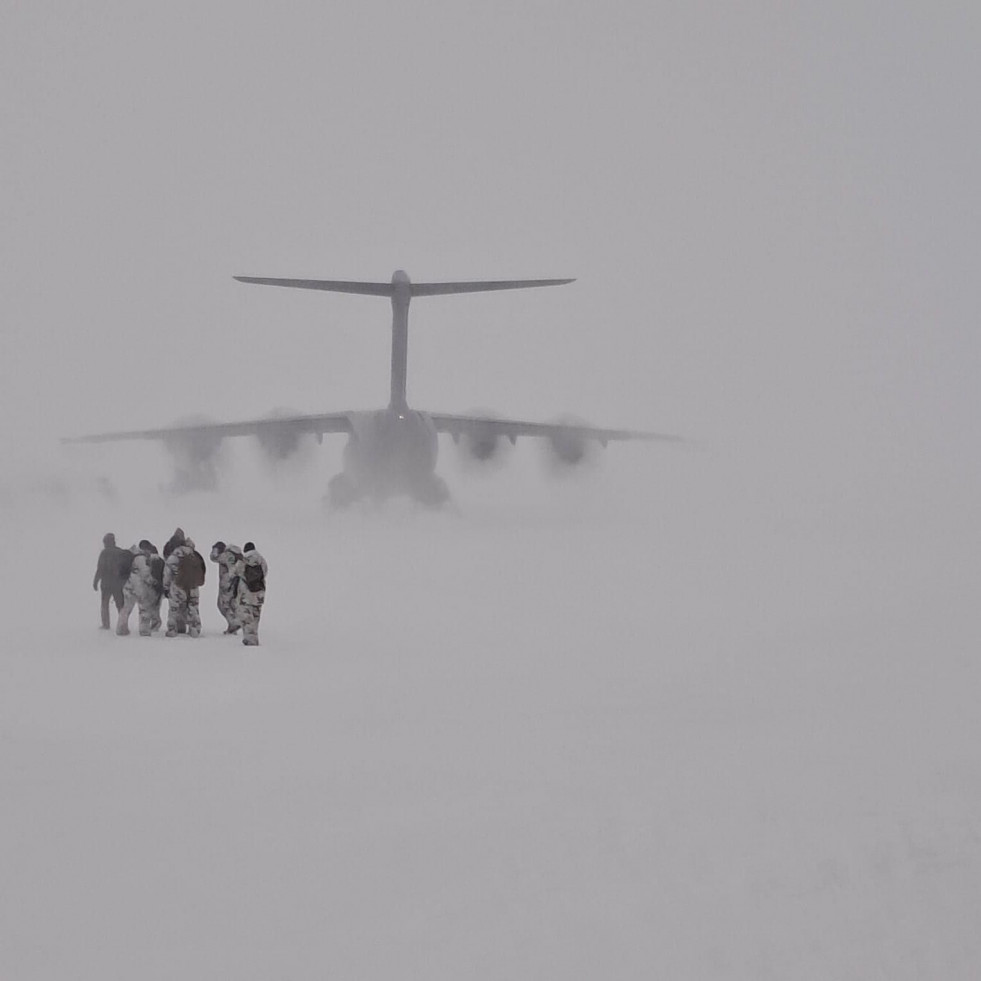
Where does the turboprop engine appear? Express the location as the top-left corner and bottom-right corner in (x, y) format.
(255, 408), (310, 462)
(548, 428), (587, 464)
(543, 416), (598, 472)
(455, 411), (514, 469)
(163, 416), (223, 492)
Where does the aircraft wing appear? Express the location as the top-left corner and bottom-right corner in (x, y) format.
(429, 412), (684, 446)
(62, 412), (354, 445)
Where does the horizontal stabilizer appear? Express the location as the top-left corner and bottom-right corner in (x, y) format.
(234, 275), (575, 297)
(233, 277), (393, 296)
(411, 279), (574, 296)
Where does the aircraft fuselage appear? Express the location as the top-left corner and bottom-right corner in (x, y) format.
(324, 271), (448, 505)
(389, 269), (411, 412)
(330, 407), (447, 506)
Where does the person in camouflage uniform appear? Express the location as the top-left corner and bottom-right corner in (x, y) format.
(162, 527), (187, 632)
(210, 541), (243, 635)
(162, 527), (185, 559)
(116, 540), (159, 637)
(231, 542), (268, 646)
(145, 543), (165, 632)
(163, 537), (205, 638)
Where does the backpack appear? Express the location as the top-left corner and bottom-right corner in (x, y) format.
(117, 549), (136, 581)
(149, 556), (165, 597)
(243, 561), (265, 593)
(176, 550), (206, 590)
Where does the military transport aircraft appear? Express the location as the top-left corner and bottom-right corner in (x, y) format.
(64, 270), (682, 505)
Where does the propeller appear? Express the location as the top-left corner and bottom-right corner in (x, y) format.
(254, 408), (312, 462)
(455, 411), (515, 471)
(162, 416), (223, 493)
(541, 415), (600, 475)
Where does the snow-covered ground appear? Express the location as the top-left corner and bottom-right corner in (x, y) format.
(2, 442), (978, 979)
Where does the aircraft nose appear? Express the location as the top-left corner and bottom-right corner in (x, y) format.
(392, 269), (410, 285)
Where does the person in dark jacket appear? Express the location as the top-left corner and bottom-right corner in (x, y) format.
(93, 532), (128, 629)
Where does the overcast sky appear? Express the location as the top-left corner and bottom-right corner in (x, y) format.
(2, 1), (979, 539)
(3, 11), (980, 973)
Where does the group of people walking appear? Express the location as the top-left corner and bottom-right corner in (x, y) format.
(93, 528), (268, 646)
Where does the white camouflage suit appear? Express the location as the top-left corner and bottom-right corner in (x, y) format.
(163, 540), (202, 638)
(231, 547), (268, 646)
(116, 544), (158, 637)
(210, 543), (243, 634)
(146, 552), (164, 632)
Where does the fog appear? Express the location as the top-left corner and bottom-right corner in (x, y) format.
(2, 3), (980, 978)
